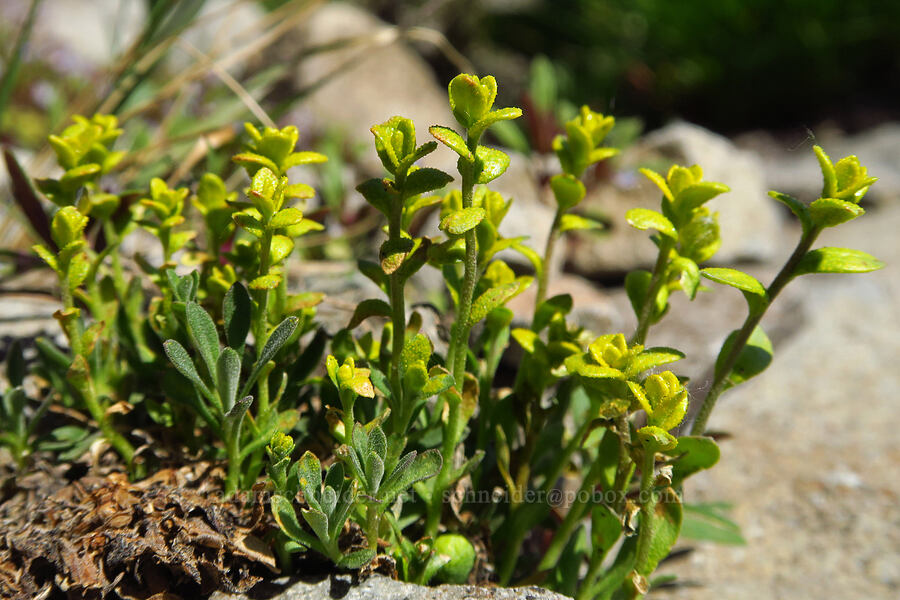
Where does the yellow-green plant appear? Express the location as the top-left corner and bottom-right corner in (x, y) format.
(6, 72), (884, 600)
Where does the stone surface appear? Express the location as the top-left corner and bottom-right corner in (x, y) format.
(656, 203), (900, 599)
(210, 574), (571, 600)
(291, 2), (456, 176)
(567, 122), (785, 277)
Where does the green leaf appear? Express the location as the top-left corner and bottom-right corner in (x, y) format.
(625, 269), (668, 322)
(422, 367), (455, 397)
(559, 214), (603, 233)
(512, 328), (539, 353)
(284, 151), (328, 168)
(5, 340), (26, 388)
(669, 256), (700, 300)
(379, 449), (442, 503)
(270, 207), (304, 229)
(186, 302), (221, 379)
(404, 168), (453, 196)
(440, 207), (486, 236)
(550, 173), (586, 211)
(297, 450), (323, 501)
(249, 274), (282, 290)
(469, 106), (523, 139)
(270, 494), (317, 548)
(639, 168), (673, 202)
(768, 191), (812, 233)
(814, 145), (837, 199)
(270, 234), (295, 264)
(336, 549), (376, 569)
(380, 237), (414, 274)
(233, 211), (265, 237)
(626, 347), (685, 377)
(429, 126), (473, 161)
(32, 244), (58, 272)
(302, 507), (331, 544)
(365, 452), (385, 494)
(216, 347), (241, 413)
(356, 178), (394, 217)
(675, 182), (729, 212)
(233, 152), (279, 175)
(448, 73), (493, 128)
(668, 436), (720, 486)
(397, 141), (439, 176)
(715, 325), (773, 387)
(591, 504), (622, 554)
(50, 206), (88, 248)
(678, 209), (721, 263)
(701, 267), (766, 297)
(565, 353), (624, 380)
(680, 502), (746, 546)
(794, 247), (884, 276)
(164, 339), (213, 400)
(637, 425), (677, 452)
(223, 395), (252, 434)
(347, 299), (392, 329)
(475, 146), (510, 184)
(400, 333), (433, 369)
(242, 317), (299, 397)
(468, 280), (525, 325)
(533, 293), (573, 331)
(224, 283), (251, 349)
(809, 197), (864, 228)
(625, 208), (676, 238)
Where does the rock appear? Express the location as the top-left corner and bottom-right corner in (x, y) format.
(291, 3), (455, 176)
(19, 0), (146, 72)
(567, 122), (785, 277)
(210, 573), (572, 600)
(736, 123), (900, 205)
(657, 204), (900, 599)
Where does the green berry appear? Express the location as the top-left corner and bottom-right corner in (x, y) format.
(433, 534), (476, 584)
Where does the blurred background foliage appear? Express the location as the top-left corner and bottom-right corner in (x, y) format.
(1, 0), (897, 257)
(367, 0), (900, 133)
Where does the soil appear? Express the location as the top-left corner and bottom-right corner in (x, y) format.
(0, 461), (279, 599)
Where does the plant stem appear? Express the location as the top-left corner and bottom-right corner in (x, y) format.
(497, 414), (592, 585)
(224, 429), (241, 497)
(366, 505), (380, 551)
(535, 210), (562, 307)
(612, 417), (634, 515)
(630, 237), (675, 346)
(690, 226), (820, 435)
(425, 392), (460, 537)
(446, 134), (481, 382)
(577, 548), (609, 600)
(388, 193), (406, 428)
(429, 133), (481, 537)
(538, 453), (605, 571)
(103, 220), (128, 296)
(253, 230), (274, 417)
(342, 394), (355, 443)
(632, 449), (658, 585)
(81, 378), (134, 465)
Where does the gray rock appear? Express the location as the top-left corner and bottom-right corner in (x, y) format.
(291, 2), (456, 176)
(210, 574), (571, 600)
(567, 122), (785, 277)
